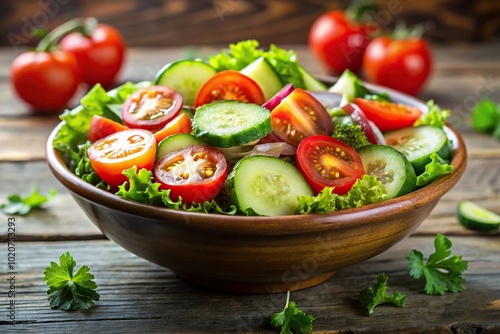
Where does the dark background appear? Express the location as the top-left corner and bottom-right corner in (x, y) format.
(2, 0), (500, 49)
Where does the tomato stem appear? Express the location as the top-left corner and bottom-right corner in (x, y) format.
(346, 0), (379, 24)
(391, 21), (426, 40)
(36, 17), (98, 52)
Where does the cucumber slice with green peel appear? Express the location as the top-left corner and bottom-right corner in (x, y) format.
(155, 60), (217, 106)
(357, 145), (417, 199)
(299, 65), (327, 91)
(156, 134), (203, 161)
(384, 126), (451, 174)
(241, 57), (284, 100)
(457, 200), (500, 231)
(225, 155), (313, 216)
(192, 101), (272, 148)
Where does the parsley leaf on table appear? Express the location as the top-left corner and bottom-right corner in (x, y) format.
(271, 291), (314, 334)
(0, 187), (56, 215)
(358, 273), (407, 316)
(406, 234), (468, 295)
(43, 252), (100, 311)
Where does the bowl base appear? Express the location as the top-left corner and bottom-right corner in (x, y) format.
(174, 271), (336, 294)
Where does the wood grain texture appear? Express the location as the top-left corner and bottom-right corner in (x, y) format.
(1, 0), (499, 50)
(1, 237), (498, 333)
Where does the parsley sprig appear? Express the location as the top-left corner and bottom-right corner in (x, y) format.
(358, 273), (407, 315)
(271, 291), (315, 334)
(0, 186), (56, 215)
(44, 252), (100, 311)
(406, 234), (468, 295)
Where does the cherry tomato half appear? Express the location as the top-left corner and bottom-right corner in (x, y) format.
(296, 135), (364, 195)
(270, 88), (333, 146)
(88, 115), (129, 143)
(88, 129), (156, 186)
(59, 23), (125, 88)
(354, 98), (423, 132)
(121, 86), (183, 132)
(195, 70), (265, 108)
(10, 51), (81, 112)
(308, 10), (373, 75)
(362, 36), (432, 96)
(154, 145), (227, 203)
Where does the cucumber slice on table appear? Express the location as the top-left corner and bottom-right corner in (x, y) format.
(225, 155), (313, 216)
(241, 57), (284, 100)
(384, 126), (451, 174)
(457, 200), (500, 231)
(192, 101), (272, 148)
(357, 145), (417, 199)
(156, 134), (203, 161)
(155, 60), (217, 106)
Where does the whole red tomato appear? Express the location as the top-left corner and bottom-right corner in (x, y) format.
(362, 36), (432, 95)
(59, 23), (125, 88)
(10, 51), (81, 112)
(308, 10), (373, 75)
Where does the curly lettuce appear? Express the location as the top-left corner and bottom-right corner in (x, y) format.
(414, 100), (450, 128)
(416, 153), (454, 187)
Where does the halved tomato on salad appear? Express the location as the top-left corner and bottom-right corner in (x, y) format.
(354, 98), (423, 132)
(296, 135), (364, 195)
(154, 144), (228, 203)
(88, 129), (157, 186)
(270, 88), (333, 146)
(195, 70), (265, 108)
(121, 86), (183, 132)
(88, 115), (129, 143)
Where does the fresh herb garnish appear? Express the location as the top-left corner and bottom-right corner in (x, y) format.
(358, 273), (407, 316)
(43, 251), (100, 311)
(1, 187), (56, 215)
(406, 234), (468, 295)
(471, 99), (500, 139)
(271, 291), (315, 334)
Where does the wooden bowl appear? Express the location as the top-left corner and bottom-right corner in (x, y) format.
(46, 86), (467, 293)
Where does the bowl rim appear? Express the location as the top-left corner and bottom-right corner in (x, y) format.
(45, 81), (467, 236)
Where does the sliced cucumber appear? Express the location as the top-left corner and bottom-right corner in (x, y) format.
(225, 155), (313, 216)
(192, 101), (272, 148)
(155, 60), (217, 106)
(384, 126), (451, 174)
(156, 134), (203, 161)
(457, 200), (500, 231)
(299, 65), (327, 91)
(357, 145), (416, 199)
(241, 57), (284, 100)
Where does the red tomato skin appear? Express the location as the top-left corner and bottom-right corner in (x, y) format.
(121, 86), (183, 132)
(309, 10), (372, 75)
(296, 135), (364, 195)
(154, 145), (227, 204)
(59, 24), (125, 88)
(10, 51), (81, 112)
(153, 113), (192, 143)
(362, 36), (432, 96)
(354, 98), (423, 132)
(195, 70), (265, 108)
(88, 115), (129, 142)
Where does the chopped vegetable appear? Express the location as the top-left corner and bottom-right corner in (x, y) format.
(295, 175), (387, 214)
(457, 200), (500, 231)
(406, 234), (468, 295)
(43, 251), (100, 311)
(1, 187), (56, 215)
(413, 100), (450, 128)
(357, 273), (407, 316)
(415, 153), (454, 187)
(331, 122), (371, 150)
(271, 291), (315, 334)
(471, 99), (500, 139)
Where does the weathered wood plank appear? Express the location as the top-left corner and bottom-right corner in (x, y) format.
(1, 236), (498, 333)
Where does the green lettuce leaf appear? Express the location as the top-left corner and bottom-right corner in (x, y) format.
(358, 273), (407, 316)
(414, 100), (450, 128)
(295, 175), (387, 214)
(209, 39), (305, 88)
(416, 153), (454, 187)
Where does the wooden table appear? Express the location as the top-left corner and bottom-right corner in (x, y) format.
(1, 43), (500, 334)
